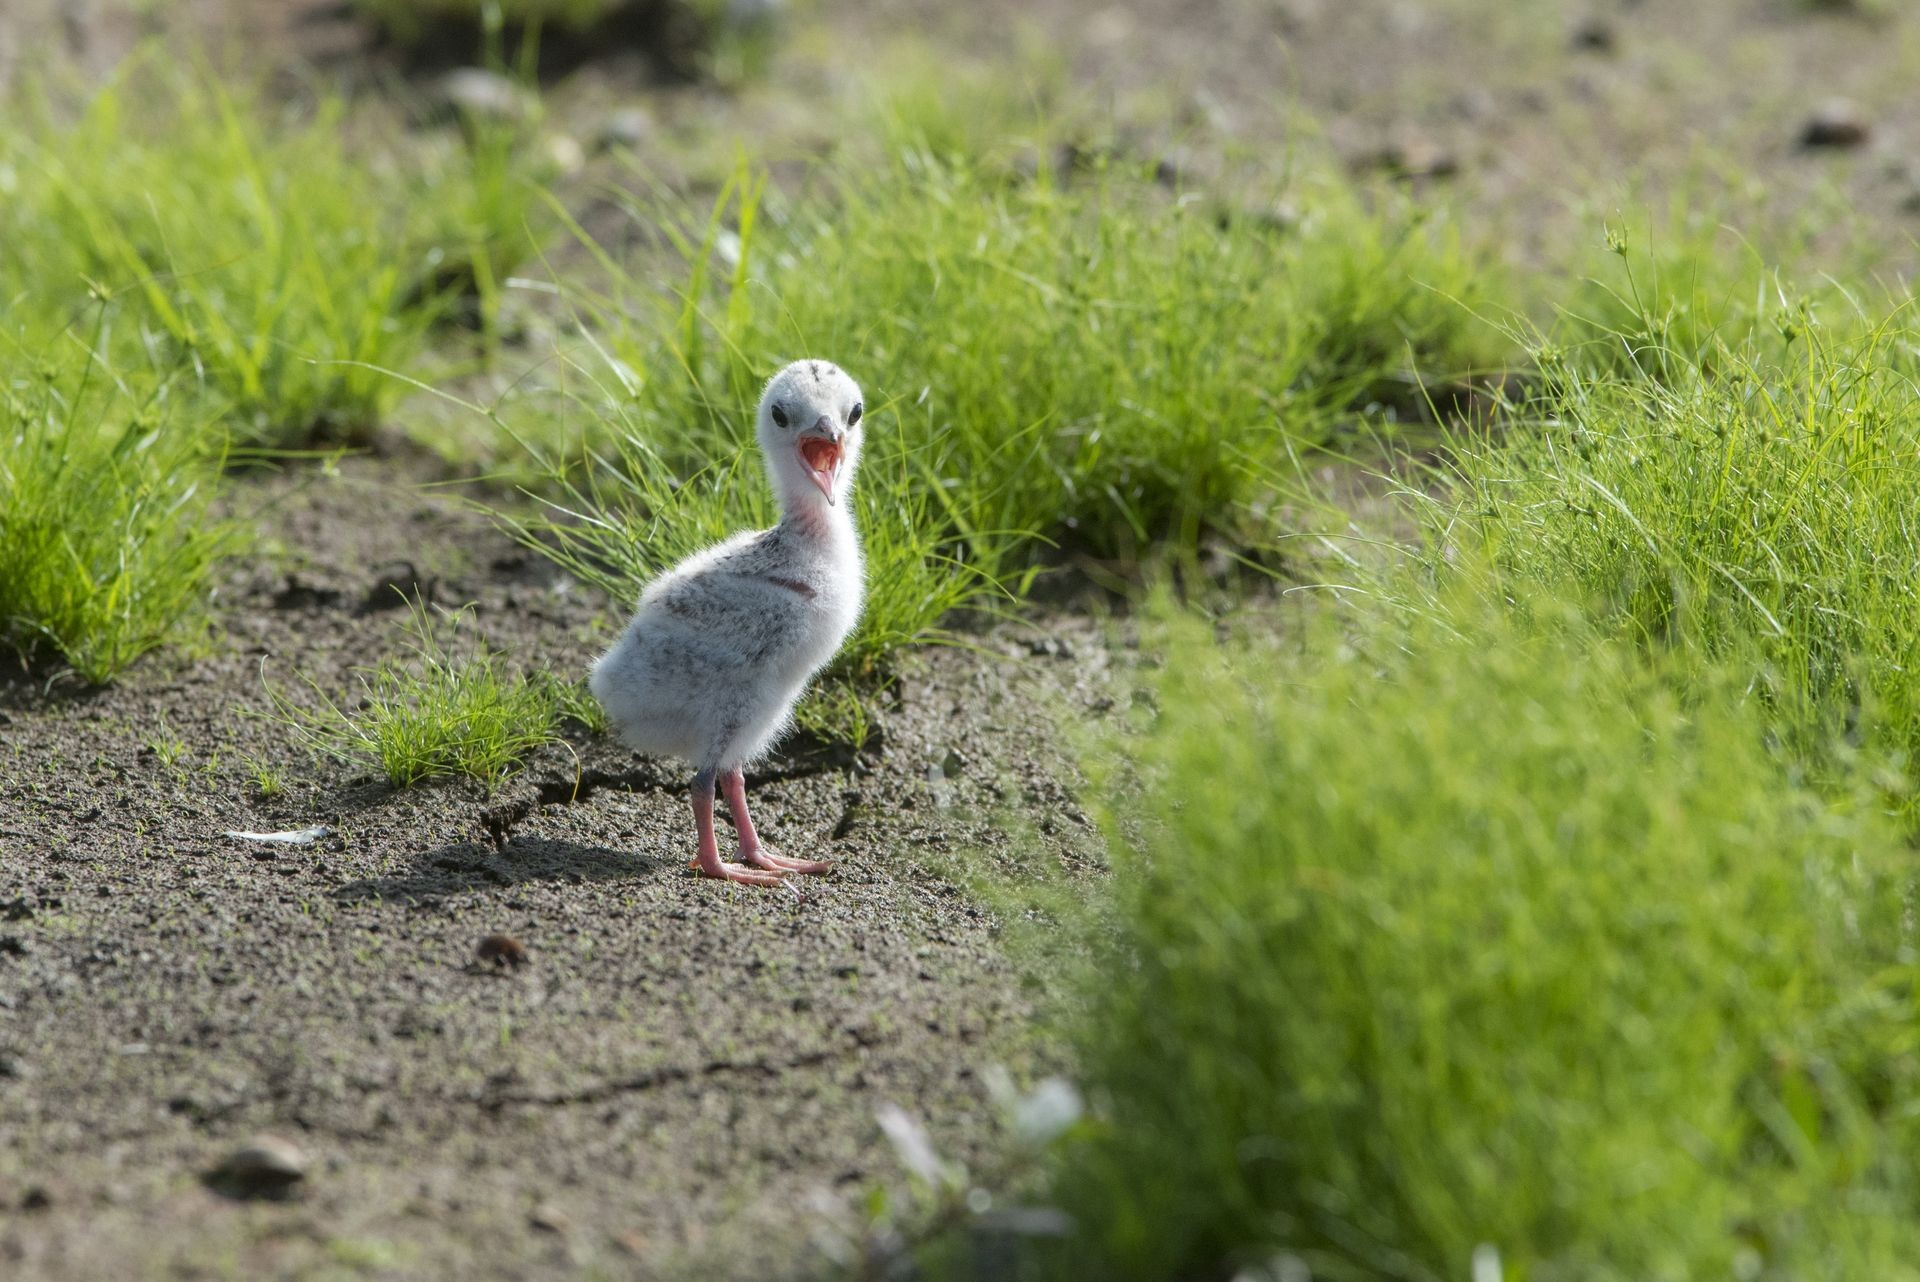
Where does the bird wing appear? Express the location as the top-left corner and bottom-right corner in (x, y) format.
(639, 529), (819, 666)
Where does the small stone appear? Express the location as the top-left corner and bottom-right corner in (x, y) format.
(544, 133), (585, 175)
(434, 68), (533, 126)
(20, 1185), (51, 1211)
(529, 1202), (571, 1234)
(1802, 99), (1871, 150)
(476, 934), (528, 969)
(1367, 136), (1459, 180)
(1570, 18), (1616, 52)
(208, 1135), (309, 1199)
(596, 106), (654, 152)
(1451, 87), (1497, 122)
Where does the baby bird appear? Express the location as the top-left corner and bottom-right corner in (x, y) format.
(589, 361), (867, 887)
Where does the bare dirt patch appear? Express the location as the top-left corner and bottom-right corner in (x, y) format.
(0, 461), (1112, 1280)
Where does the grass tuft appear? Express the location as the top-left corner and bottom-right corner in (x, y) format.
(0, 330), (235, 683)
(1441, 302), (1920, 815)
(498, 134), (1505, 678)
(583, 148), (1506, 563)
(267, 603), (573, 788)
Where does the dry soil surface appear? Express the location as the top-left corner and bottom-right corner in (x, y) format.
(0, 460), (1112, 1280)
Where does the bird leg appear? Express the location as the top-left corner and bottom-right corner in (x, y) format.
(724, 767), (831, 875)
(690, 768), (789, 887)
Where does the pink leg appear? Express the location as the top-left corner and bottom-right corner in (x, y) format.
(690, 769), (788, 887)
(725, 767), (830, 875)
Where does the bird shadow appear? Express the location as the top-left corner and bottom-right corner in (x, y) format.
(330, 723), (866, 904)
(332, 834), (679, 903)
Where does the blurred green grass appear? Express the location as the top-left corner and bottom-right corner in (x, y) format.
(1050, 598), (1920, 1281)
(3, 57), (548, 446)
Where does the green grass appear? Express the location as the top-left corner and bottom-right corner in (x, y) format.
(494, 130), (1506, 677)
(576, 145), (1505, 562)
(267, 604), (577, 787)
(0, 329), (235, 684)
(1538, 197), (1873, 384)
(0, 53), (553, 682)
(1437, 301), (1920, 818)
(1050, 601), (1920, 1282)
(3, 59), (548, 445)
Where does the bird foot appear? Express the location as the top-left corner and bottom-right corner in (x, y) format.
(688, 853), (793, 888)
(742, 846), (831, 876)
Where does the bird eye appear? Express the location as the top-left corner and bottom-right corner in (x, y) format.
(848, 403), (863, 426)
(771, 404), (789, 428)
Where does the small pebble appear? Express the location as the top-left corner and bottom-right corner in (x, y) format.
(476, 934), (528, 969)
(1366, 136), (1459, 180)
(1802, 99), (1871, 149)
(1570, 18), (1616, 53)
(544, 133), (585, 175)
(596, 106), (654, 152)
(208, 1135), (309, 1199)
(529, 1203), (571, 1234)
(434, 68), (532, 126)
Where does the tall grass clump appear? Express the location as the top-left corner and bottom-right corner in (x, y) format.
(5, 60), (546, 444)
(1052, 603), (1920, 1281)
(1445, 308), (1920, 813)
(0, 333), (234, 683)
(558, 144), (1506, 571)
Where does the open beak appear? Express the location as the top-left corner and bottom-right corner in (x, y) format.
(796, 417), (844, 505)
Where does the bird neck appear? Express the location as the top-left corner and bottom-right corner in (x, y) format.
(778, 494), (857, 545)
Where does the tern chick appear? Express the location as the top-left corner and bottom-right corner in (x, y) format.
(589, 360), (867, 886)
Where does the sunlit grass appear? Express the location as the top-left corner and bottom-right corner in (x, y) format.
(571, 146), (1506, 562)
(1052, 600), (1920, 1281)
(1433, 300), (1920, 817)
(267, 604), (578, 788)
(489, 126), (1506, 680)
(0, 328), (236, 684)
(3, 58), (548, 445)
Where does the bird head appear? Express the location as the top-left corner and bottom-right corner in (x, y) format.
(757, 360), (865, 512)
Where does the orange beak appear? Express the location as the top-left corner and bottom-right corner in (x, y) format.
(797, 428), (844, 504)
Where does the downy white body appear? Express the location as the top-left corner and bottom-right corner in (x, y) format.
(589, 361), (866, 776)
